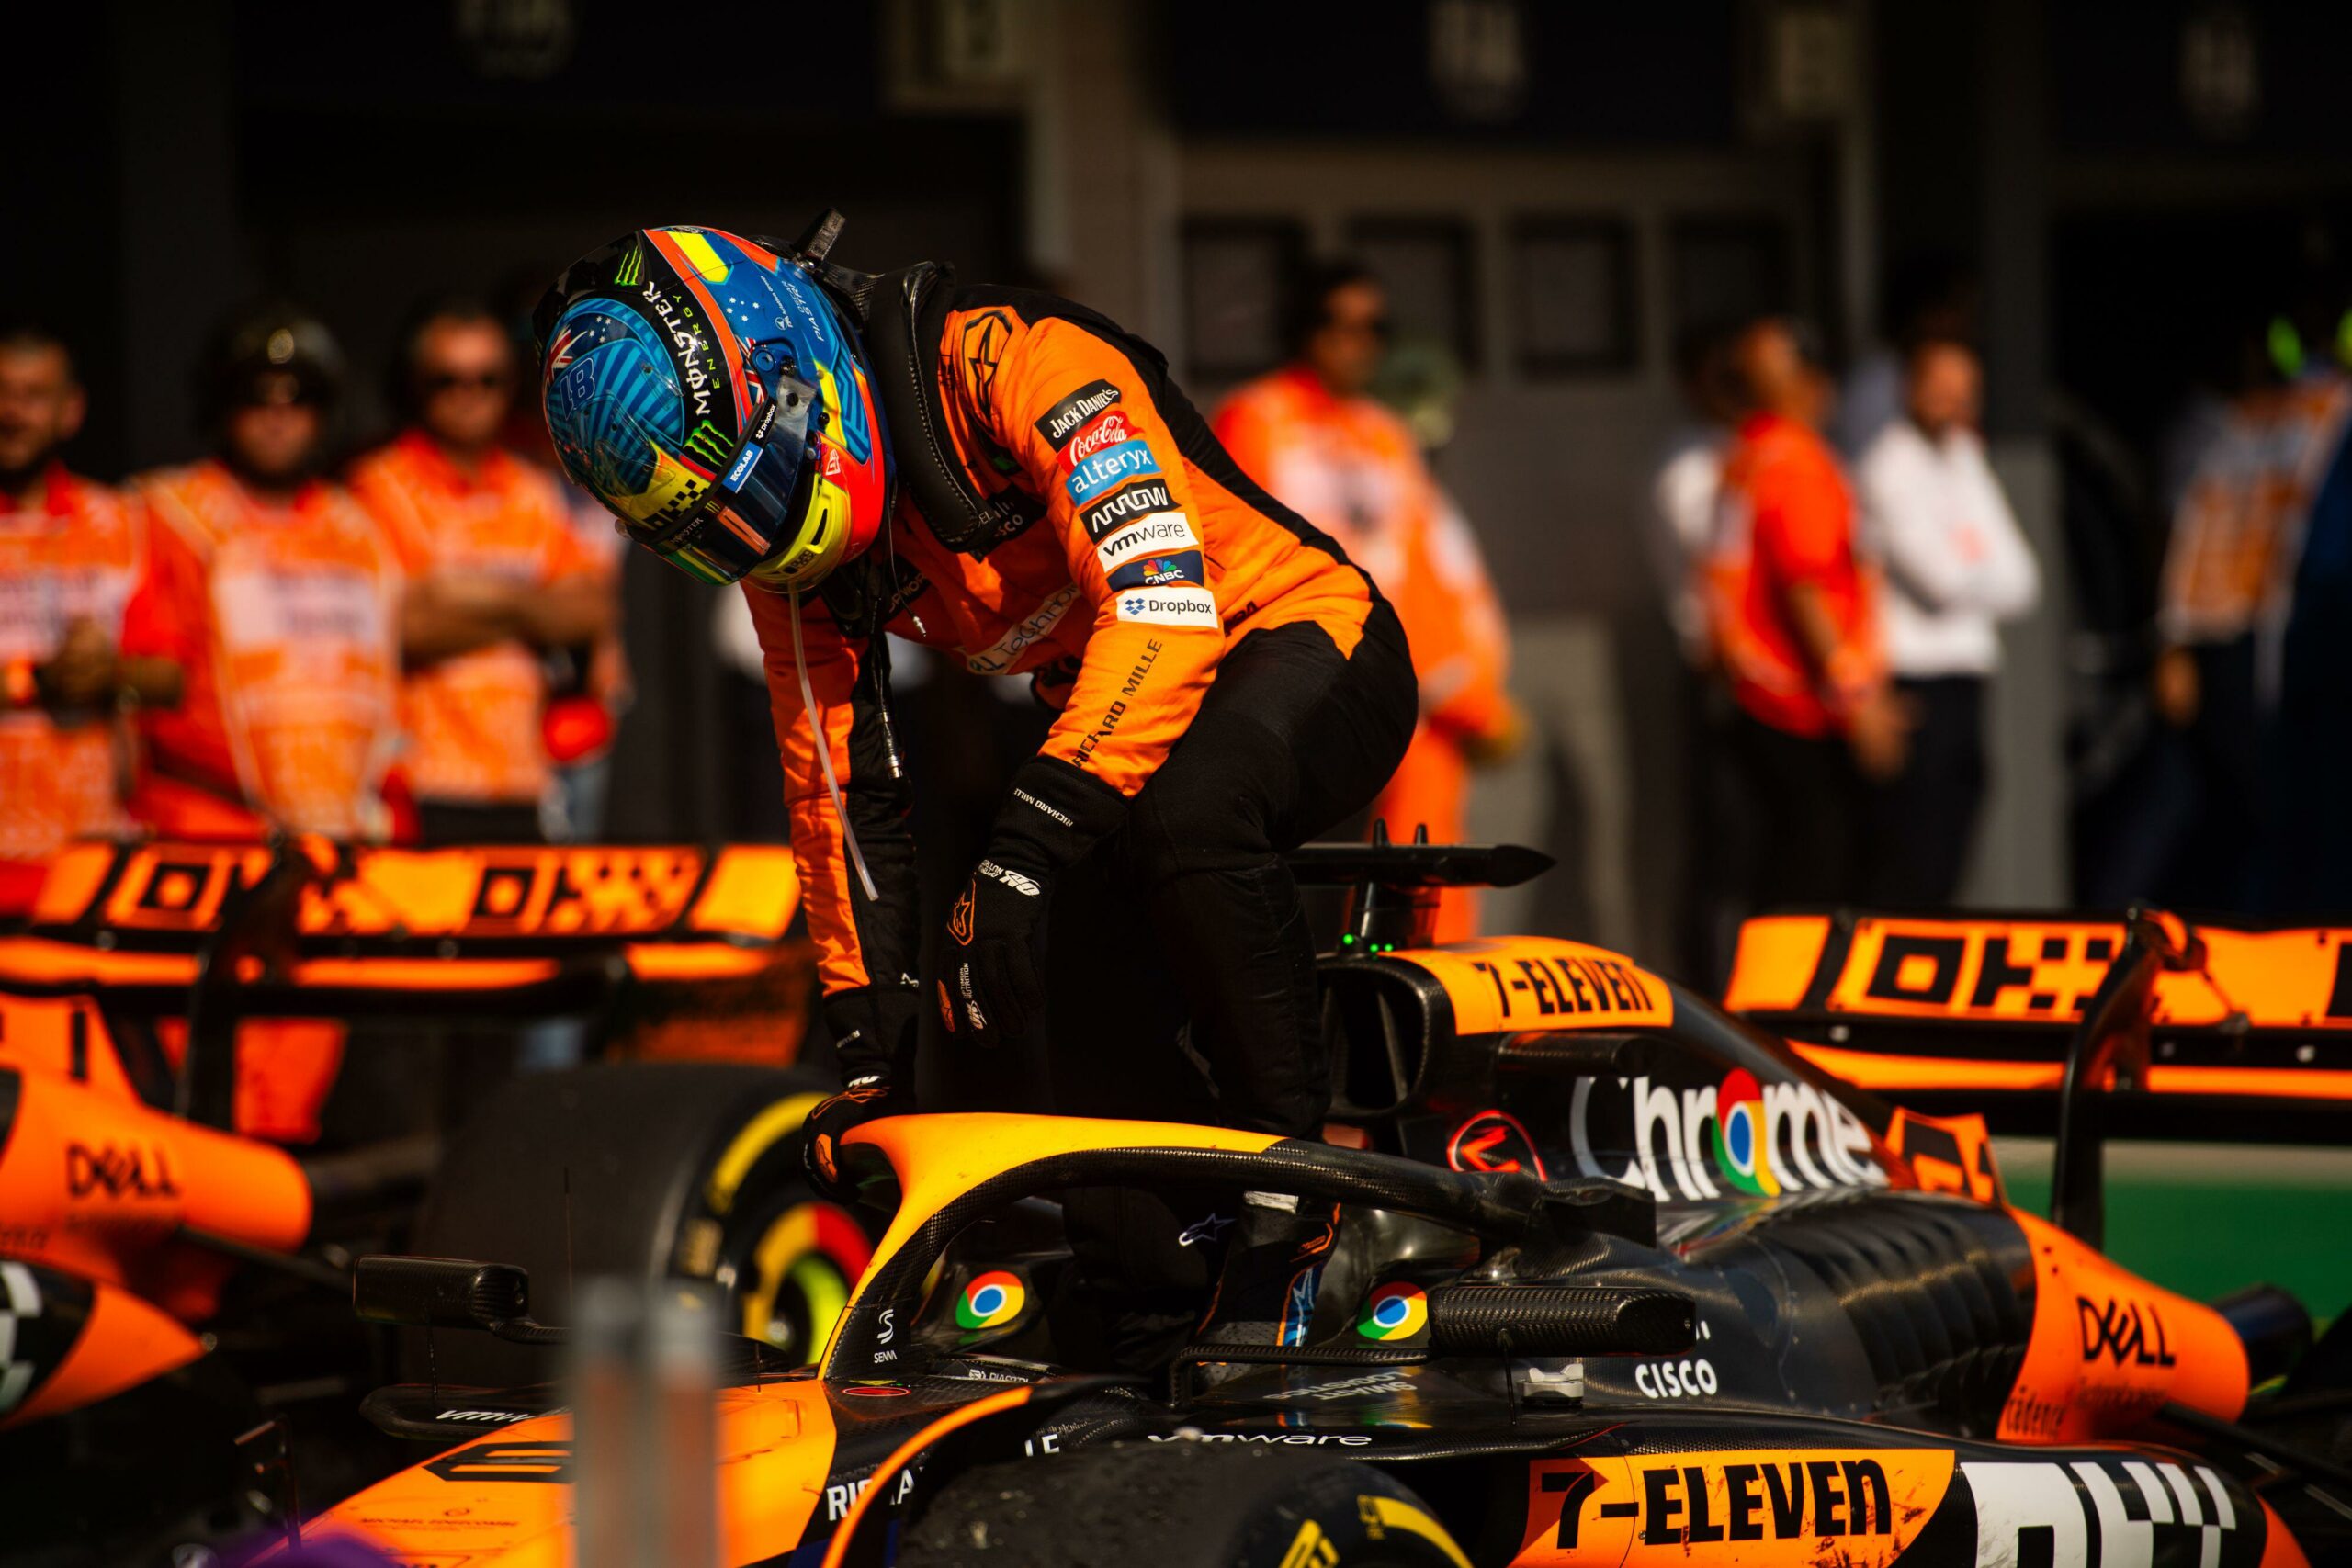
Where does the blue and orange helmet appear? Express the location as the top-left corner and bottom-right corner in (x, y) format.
(534, 225), (891, 590)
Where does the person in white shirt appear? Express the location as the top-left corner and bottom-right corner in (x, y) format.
(1855, 336), (2041, 904)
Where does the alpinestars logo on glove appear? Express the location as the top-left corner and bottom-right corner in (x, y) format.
(950, 883), (977, 943)
(978, 859), (1042, 896)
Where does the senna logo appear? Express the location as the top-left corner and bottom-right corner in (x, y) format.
(66, 1142), (182, 1200)
(949, 883), (977, 945)
(2077, 1295), (2177, 1368)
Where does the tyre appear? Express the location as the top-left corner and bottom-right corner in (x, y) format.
(899, 1439), (1470, 1568)
(401, 1062), (868, 1385)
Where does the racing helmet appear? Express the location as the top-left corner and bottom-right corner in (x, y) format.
(534, 225), (891, 590)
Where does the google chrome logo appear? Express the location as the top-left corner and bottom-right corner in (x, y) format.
(1714, 1067), (1781, 1197)
(956, 1269), (1025, 1330)
(1355, 1281), (1428, 1342)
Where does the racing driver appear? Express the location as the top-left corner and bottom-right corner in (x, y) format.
(537, 220), (1414, 1346)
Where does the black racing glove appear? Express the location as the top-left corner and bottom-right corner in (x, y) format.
(803, 983), (921, 1200)
(940, 756), (1126, 1050)
(802, 1078), (904, 1201)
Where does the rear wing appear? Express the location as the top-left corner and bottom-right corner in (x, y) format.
(1724, 908), (2352, 1141)
(0, 840), (807, 1128)
(0, 839), (799, 1006)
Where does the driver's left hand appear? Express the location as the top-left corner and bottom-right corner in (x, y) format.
(937, 757), (1128, 1050)
(941, 853), (1054, 1048)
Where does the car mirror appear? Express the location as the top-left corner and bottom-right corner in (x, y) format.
(353, 1255), (564, 1344)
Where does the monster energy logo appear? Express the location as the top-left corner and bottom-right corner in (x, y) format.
(682, 423), (730, 465)
(616, 243), (643, 288)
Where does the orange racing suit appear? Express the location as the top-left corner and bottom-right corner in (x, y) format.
(0, 465), (141, 915)
(1214, 367), (1513, 939)
(747, 276), (1414, 1135)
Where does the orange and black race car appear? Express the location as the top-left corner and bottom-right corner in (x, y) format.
(0, 838), (870, 1562)
(281, 851), (2347, 1568)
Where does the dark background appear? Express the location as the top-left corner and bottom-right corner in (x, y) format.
(9, 0), (2352, 942)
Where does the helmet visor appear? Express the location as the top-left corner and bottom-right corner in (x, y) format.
(624, 366), (820, 586)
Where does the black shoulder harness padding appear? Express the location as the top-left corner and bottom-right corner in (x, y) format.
(854, 262), (1030, 556)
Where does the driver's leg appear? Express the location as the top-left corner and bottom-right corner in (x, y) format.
(1110, 603), (1414, 1352)
(1121, 602), (1415, 1137)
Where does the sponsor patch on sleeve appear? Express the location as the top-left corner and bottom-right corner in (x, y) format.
(1114, 584), (1220, 628)
(1065, 440), (1161, 505)
(1093, 511), (1199, 574)
(1107, 547), (1204, 593)
(1058, 407), (1136, 470)
(1079, 479), (1176, 541)
(1034, 379), (1123, 449)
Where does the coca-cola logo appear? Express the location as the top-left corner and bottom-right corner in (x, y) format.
(1064, 410), (1134, 465)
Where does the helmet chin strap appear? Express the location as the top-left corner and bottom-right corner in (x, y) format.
(786, 588), (881, 905)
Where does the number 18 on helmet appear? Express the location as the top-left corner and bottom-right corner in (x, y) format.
(535, 225), (891, 591)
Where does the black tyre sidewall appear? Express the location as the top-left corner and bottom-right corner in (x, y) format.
(401, 1062), (835, 1385)
(900, 1440), (1464, 1568)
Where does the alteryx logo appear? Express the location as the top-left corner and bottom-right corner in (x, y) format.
(1065, 440), (1160, 504)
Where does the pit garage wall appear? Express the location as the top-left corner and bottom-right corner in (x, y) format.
(1014, 0), (2074, 967)
(1167, 142), (1824, 959)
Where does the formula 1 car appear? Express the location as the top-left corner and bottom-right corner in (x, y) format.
(0, 838), (864, 1561)
(292, 849), (2349, 1567)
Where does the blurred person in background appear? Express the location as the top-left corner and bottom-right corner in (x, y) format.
(1854, 335), (2041, 905)
(1648, 321), (1747, 982)
(2275, 333), (2352, 908)
(126, 306), (403, 842)
(1838, 254), (1978, 458)
(1705, 316), (1899, 910)
(1214, 260), (1518, 941)
(2151, 308), (2350, 908)
(351, 297), (611, 845)
(1649, 323), (1738, 668)
(493, 268), (631, 840)
(0, 328), (180, 917)
(120, 306), (402, 1141)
